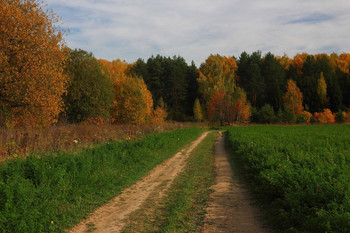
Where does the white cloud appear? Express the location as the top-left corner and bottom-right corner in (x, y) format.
(45, 0), (350, 65)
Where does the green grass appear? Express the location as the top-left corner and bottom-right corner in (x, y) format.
(122, 131), (217, 233)
(154, 131), (216, 232)
(227, 124), (350, 233)
(0, 127), (204, 233)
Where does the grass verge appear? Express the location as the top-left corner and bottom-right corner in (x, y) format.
(0, 127), (204, 232)
(122, 131), (216, 232)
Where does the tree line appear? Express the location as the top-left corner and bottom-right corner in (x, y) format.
(1, 0), (350, 127)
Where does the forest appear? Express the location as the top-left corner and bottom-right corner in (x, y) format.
(1, 0), (350, 128)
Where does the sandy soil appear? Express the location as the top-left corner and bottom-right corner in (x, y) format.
(201, 132), (272, 233)
(67, 131), (209, 233)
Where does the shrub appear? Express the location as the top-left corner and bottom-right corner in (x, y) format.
(258, 104), (276, 123)
(296, 114), (306, 124)
(335, 111), (345, 123)
(250, 107), (259, 123)
(314, 109), (335, 123)
(281, 108), (295, 123)
(150, 106), (168, 125)
(296, 111), (313, 124)
(310, 115), (317, 124)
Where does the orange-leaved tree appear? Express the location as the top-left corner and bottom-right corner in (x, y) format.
(232, 87), (251, 123)
(292, 53), (308, 75)
(112, 75), (153, 124)
(198, 54), (237, 106)
(0, 0), (68, 127)
(150, 105), (167, 125)
(99, 59), (132, 81)
(100, 59), (167, 125)
(207, 89), (229, 126)
(283, 79), (304, 116)
(277, 53), (292, 70)
(336, 53), (350, 74)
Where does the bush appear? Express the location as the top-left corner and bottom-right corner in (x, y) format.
(310, 115), (317, 124)
(250, 107), (259, 123)
(296, 111), (313, 124)
(336, 111), (345, 123)
(314, 109), (335, 123)
(258, 104), (276, 123)
(281, 108), (295, 123)
(296, 114), (306, 124)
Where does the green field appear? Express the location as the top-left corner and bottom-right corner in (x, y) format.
(227, 124), (350, 233)
(0, 127), (204, 232)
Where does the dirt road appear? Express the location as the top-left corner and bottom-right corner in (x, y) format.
(201, 132), (271, 233)
(67, 131), (210, 233)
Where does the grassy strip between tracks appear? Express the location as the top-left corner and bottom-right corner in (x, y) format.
(0, 127), (205, 232)
(122, 131), (217, 232)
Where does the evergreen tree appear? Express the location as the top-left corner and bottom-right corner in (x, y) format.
(262, 53), (286, 111)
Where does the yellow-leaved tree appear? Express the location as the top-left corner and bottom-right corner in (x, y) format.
(197, 54), (237, 106)
(283, 80), (304, 116)
(317, 72), (329, 108)
(99, 59), (167, 124)
(193, 98), (203, 122)
(112, 75), (153, 124)
(0, 0), (68, 127)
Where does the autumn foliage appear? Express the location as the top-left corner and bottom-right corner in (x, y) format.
(112, 75), (153, 124)
(232, 88), (251, 123)
(0, 0), (68, 127)
(283, 80), (304, 116)
(100, 59), (167, 125)
(1, 0), (350, 128)
(314, 109), (336, 123)
(298, 111), (313, 123)
(193, 98), (203, 122)
(207, 88), (251, 125)
(198, 54), (238, 105)
(207, 90), (228, 125)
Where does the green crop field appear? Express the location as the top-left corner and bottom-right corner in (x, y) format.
(227, 125), (350, 233)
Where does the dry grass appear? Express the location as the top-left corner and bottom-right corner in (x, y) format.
(0, 121), (205, 162)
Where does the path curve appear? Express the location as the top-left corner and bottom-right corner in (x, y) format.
(201, 132), (272, 233)
(67, 131), (210, 233)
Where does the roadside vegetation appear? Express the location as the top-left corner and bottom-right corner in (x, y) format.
(122, 131), (216, 232)
(0, 127), (204, 232)
(227, 125), (350, 233)
(0, 122), (203, 162)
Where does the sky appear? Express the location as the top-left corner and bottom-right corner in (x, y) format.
(45, 0), (350, 66)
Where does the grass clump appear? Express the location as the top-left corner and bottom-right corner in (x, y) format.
(0, 127), (204, 232)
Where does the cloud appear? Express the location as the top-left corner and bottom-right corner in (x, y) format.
(45, 0), (350, 65)
(287, 13), (335, 24)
